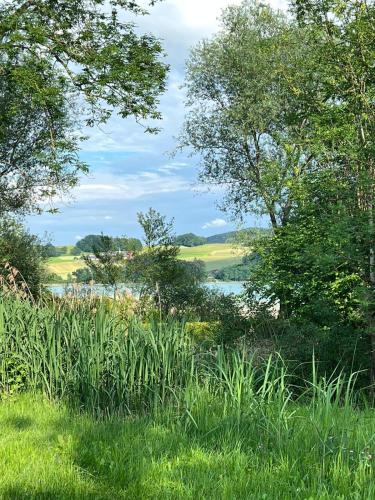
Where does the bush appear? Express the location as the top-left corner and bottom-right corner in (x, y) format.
(0, 219), (48, 298)
(189, 288), (251, 344)
(185, 321), (219, 344)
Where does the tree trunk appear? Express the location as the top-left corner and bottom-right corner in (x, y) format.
(368, 206), (375, 389)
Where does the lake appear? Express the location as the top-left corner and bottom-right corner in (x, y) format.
(49, 282), (245, 297)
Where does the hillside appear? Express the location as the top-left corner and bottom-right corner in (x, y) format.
(46, 242), (246, 280)
(206, 227), (270, 244)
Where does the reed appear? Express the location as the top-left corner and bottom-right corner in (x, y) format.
(0, 296), (364, 419)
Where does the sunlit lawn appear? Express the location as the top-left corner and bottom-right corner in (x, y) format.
(0, 394), (374, 499)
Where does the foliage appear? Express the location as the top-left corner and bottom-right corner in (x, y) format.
(83, 235), (125, 294)
(70, 246), (82, 256)
(245, 169), (370, 376)
(180, 0), (317, 228)
(0, 219), (48, 297)
(183, 0), (375, 378)
(128, 208), (205, 312)
(43, 244), (67, 258)
(72, 267), (94, 284)
(175, 233), (207, 247)
(187, 287), (250, 344)
(212, 254), (260, 281)
(206, 227), (270, 244)
(45, 272), (66, 284)
(76, 234), (142, 253)
(185, 321), (219, 344)
(0, 0), (167, 215)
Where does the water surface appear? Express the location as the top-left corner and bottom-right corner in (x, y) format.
(49, 282), (245, 297)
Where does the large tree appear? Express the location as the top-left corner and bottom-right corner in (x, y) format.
(291, 0), (375, 382)
(180, 0), (319, 229)
(0, 0), (167, 215)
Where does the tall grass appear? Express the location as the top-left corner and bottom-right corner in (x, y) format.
(1, 296), (374, 497)
(0, 296), (364, 416)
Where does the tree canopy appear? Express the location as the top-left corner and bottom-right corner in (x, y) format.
(180, 0), (318, 228)
(75, 234), (142, 253)
(0, 0), (167, 215)
(174, 233), (207, 247)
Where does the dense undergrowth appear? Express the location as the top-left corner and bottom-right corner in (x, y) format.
(0, 296), (374, 498)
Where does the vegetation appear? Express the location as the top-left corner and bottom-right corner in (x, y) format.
(212, 255), (260, 281)
(83, 235), (126, 297)
(181, 0), (375, 380)
(0, 385), (374, 499)
(1, 0), (375, 497)
(174, 233), (207, 247)
(0, 0), (167, 217)
(0, 219), (49, 297)
(45, 242), (245, 282)
(75, 235), (142, 254)
(127, 209), (207, 313)
(0, 296), (373, 497)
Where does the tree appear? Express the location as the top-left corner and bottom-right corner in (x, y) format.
(128, 209), (206, 313)
(72, 267), (94, 284)
(175, 233), (207, 247)
(76, 234), (142, 253)
(115, 237), (143, 252)
(0, 0), (167, 215)
(0, 219), (48, 297)
(44, 243), (58, 258)
(290, 0), (375, 383)
(180, 0), (319, 229)
(130, 209), (179, 308)
(83, 234), (125, 296)
(70, 246), (82, 256)
(76, 235), (108, 253)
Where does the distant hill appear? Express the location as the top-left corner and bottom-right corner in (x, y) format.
(172, 227), (270, 247)
(206, 227), (270, 244)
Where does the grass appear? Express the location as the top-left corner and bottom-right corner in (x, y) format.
(0, 389), (375, 499)
(46, 243), (245, 280)
(179, 243), (244, 272)
(47, 255), (85, 280)
(1, 296), (374, 498)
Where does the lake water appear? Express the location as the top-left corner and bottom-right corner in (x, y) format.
(49, 282), (245, 297)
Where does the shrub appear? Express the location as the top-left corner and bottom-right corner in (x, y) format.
(0, 219), (48, 298)
(185, 321), (219, 344)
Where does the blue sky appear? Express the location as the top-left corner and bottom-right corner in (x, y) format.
(26, 0), (287, 245)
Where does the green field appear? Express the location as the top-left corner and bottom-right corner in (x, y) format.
(47, 255), (85, 280)
(47, 243), (245, 279)
(179, 243), (244, 271)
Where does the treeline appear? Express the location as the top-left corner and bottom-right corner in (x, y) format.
(211, 255), (260, 282)
(175, 228), (270, 247)
(75, 234), (143, 253)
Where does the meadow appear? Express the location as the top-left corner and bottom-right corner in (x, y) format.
(0, 296), (374, 499)
(47, 243), (244, 280)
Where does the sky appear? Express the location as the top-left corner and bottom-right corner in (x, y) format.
(26, 0), (288, 245)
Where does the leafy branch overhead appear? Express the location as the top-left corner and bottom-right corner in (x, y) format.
(0, 0), (168, 215)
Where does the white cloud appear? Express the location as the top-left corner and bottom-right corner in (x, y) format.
(202, 218), (228, 229)
(69, 170), (190, 203)
(104, 215), (113, 220)
(157, 161), (189, 173)
(155, 1), (287, 32)
(75, 235), (83, 241)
